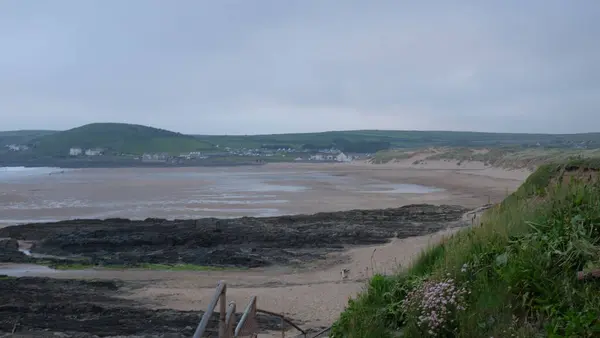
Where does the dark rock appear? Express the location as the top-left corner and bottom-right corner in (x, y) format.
(0, 277), (286, 337)
(0, 239), (18, 251)
(0, 238), (31, 263)
(0, 204), (469, 268)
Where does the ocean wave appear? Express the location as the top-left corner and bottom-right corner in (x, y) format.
(0, 166), (70, 179)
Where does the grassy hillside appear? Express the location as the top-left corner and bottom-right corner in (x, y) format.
(332, 159), (600, 337)
(0, 130), (57, 147)
(194, 130), (600, 152)
(30, 123), (214, 155)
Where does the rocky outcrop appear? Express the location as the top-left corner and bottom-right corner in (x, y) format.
(0, 239), (18, 251)
(0, 277), (285, 337)
(0, 204), (469, 267)
(0, 238), (30, 263)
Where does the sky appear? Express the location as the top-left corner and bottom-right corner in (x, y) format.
(1, 1), (599, 135)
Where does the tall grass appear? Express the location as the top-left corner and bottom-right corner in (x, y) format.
(331, 161), (600, 337)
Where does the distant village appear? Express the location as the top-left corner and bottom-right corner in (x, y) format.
(3, 136), (595, 164)
(58, 146), (369, 164)
(1, 137), (596, 166)
(4, 137), (592, 165)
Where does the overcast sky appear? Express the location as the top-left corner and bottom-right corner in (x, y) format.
(1, 1), (599, 134)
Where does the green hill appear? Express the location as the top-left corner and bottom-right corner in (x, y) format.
(31, 123), (214, 155)
(0, 130), (57, 147)
(332, 159), (600, 337)
(4, 124), (600, 158)
(195, 130), (600, 152)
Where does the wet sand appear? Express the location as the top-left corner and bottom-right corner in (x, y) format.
(0, 162), (528, 226)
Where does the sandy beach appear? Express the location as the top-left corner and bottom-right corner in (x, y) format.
(0, 161), (530, 336)
(0, 160), (529, 226)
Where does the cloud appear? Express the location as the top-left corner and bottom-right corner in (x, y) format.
(1, 0), (599, 134)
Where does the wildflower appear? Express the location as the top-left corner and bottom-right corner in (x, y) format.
(401, 277), (469, 337)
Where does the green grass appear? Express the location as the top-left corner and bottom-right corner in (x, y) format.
(331, 159), (600, 337)
(48, 262), (244, 271)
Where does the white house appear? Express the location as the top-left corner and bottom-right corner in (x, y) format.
(142, 153), (169, 162)
(6, 144), (29, 151)
(336, 152), (352, 162)
(85, 148), (103, 156)
(69, 147), (82, 156)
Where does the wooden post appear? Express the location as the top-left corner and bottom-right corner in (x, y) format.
(219, 284), (227, 338)
(193, 281), (227, 338)
(225, 301), (237, 338)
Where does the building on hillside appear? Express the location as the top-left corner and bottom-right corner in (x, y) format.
(141, 153), (169, 162)
(69, 147), (82, 156)
(85, 148), (103, 156)
(345, 153), (366, 161)
(309, 153), (340, 161)
(309, 153), (324, 161)
(6, 144), (29, 151)
(336, 152), (352, 162)
(179, 151), (208, 160)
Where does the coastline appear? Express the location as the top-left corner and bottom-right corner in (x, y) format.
(0, 204), (475, 336)
(0, 160), (267, 169)
(0, 161), (530, 336)
(0, 161), (530, 227)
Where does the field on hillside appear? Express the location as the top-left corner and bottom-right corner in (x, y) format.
(194, 130), (600, 152)
(332, 159), (600, 337)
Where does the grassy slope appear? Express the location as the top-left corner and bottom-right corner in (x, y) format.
(31, 123), (214, 155)
(332, 159), (600, 337)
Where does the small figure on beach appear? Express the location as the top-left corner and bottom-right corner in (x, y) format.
(341, 268), (350, 280)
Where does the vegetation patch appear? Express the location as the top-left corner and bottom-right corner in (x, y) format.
(332, 159), (600, 337)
